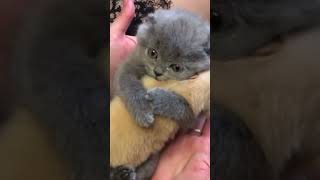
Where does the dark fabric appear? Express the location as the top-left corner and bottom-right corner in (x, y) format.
(110, 0), (172, 35)
(212, 104), (272, 180)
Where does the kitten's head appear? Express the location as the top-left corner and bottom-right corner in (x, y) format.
(136, 9), (210, 81)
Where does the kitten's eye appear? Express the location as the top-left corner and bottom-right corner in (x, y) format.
(169, 64), (183, 72)
(147, 48), (158, 59)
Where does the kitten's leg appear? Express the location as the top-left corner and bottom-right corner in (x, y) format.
(145, 87), (195, 129)
(135, 153), (160, 180)
(110, 154), (159, 180)
(111, 166), (136, 180)
(109, 153), (159, 180)
(115, 60), (154, 128)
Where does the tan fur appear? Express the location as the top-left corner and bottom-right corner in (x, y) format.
(110, 71), (210, 167)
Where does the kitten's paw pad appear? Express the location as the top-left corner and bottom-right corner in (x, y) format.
(114, 166), (136, 180)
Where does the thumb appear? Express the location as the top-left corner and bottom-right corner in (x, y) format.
(111, 0), (135, 35)
(174, 153), (210, 180)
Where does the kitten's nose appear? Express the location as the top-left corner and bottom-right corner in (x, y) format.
(154, 69), (163, 77)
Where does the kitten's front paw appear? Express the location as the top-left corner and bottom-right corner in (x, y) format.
(133, 99), (154, 128)
(146, 87), (195, 127)
(135, 111), (154, 128)
(146, 88), (173, 114)
(113, 166), (136, 180)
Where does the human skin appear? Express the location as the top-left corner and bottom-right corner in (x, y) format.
(109, 0), (137, 89)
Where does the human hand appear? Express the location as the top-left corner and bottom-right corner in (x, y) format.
(110, 0), (137, 86)
(152, 117), (210, 180)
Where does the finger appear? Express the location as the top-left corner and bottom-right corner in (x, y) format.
(112, 0), (135, 35)
(126, 35), (137, 46)
(185, 153), (210, 172)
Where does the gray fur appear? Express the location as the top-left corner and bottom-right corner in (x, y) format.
(113, 9), (210, 180)
(146, 88), (195, 129)
(114, 9), (210, 128)
(114, 58), (154, 127)
(137, 9), (210, 81)
(111, 153), (159, 180)
(135, 153), (160, 180)
(111, 166), (136, 180)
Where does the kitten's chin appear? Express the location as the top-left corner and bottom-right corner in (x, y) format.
(145, 72), (155, 78)
(146, 73), (168, 81)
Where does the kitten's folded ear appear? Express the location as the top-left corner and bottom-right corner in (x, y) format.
(137, 14), (155, 38)
(142, 14), (156, 24)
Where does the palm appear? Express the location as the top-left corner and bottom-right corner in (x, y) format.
(110, 33), (136, 64)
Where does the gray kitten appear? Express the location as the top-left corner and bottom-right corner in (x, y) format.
(112, 9), (210, 180)
(114, 9), (210, 128)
